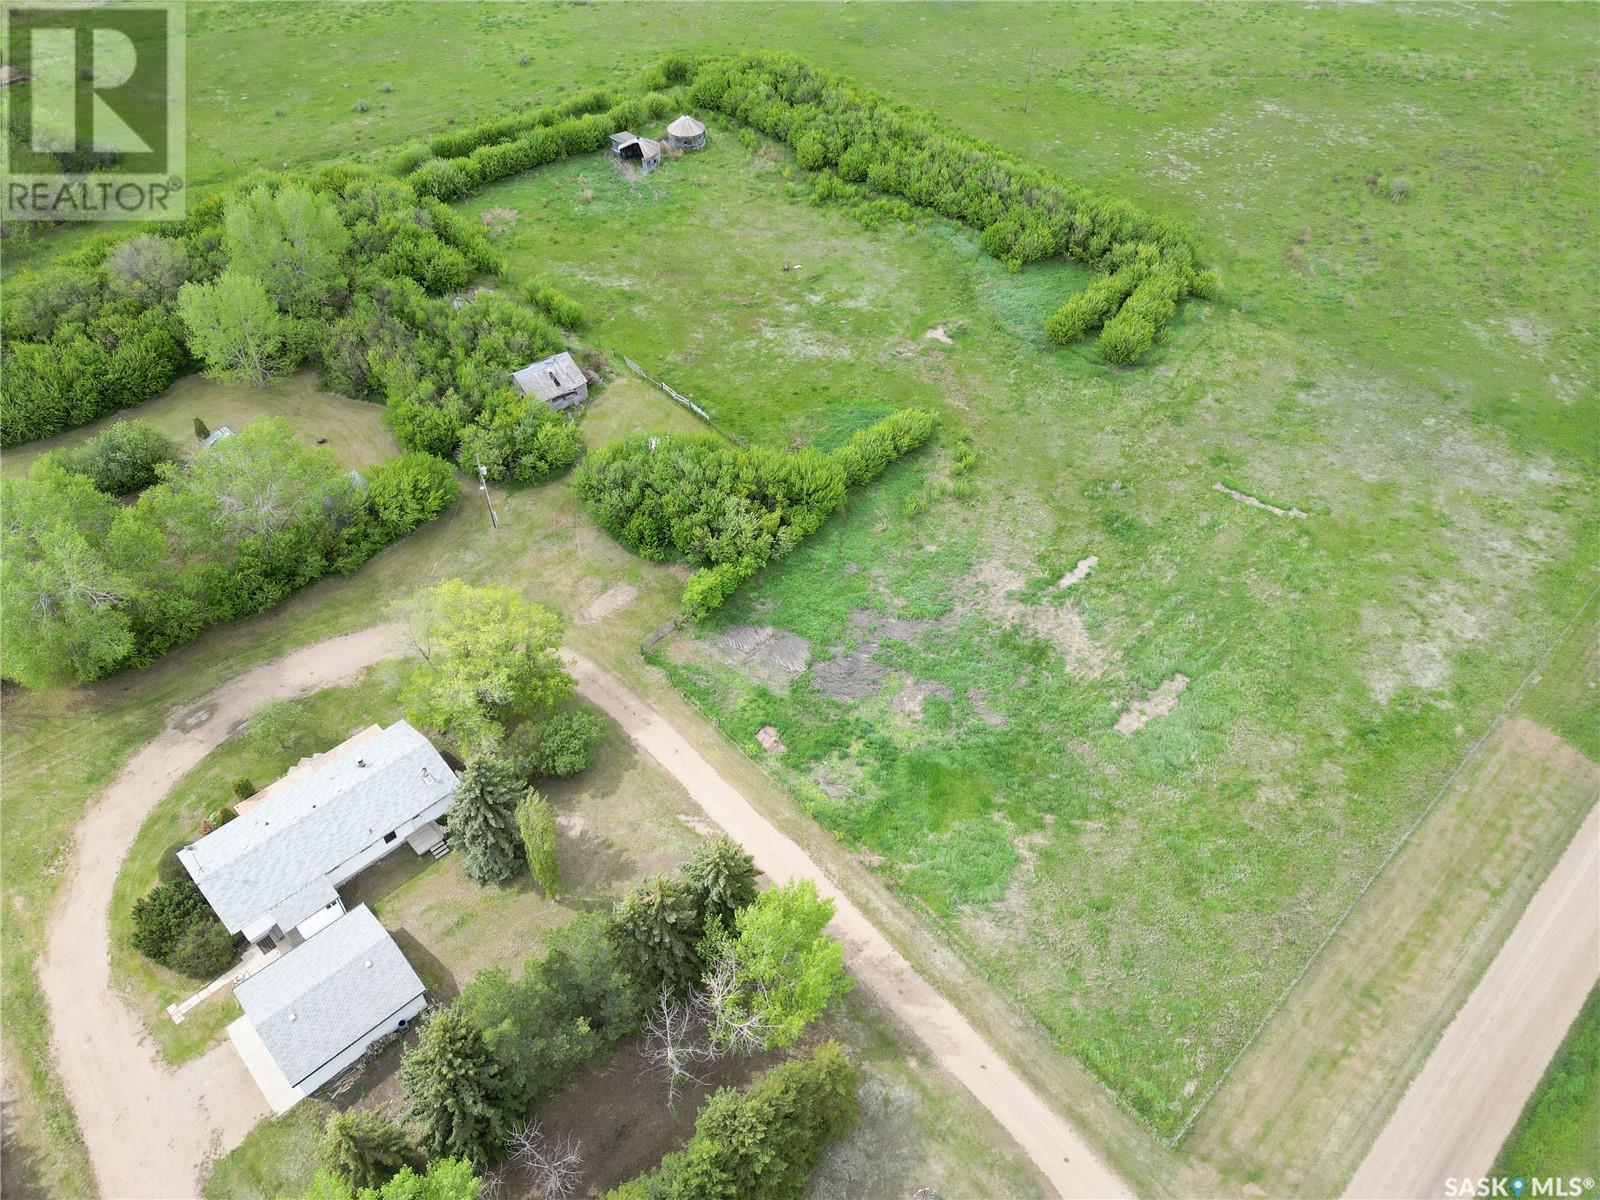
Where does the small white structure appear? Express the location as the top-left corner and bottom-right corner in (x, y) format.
(666, 114), (706, 151)
(608, 130), (661, 174)
(179, 721), (457, 953)
(511, 350), (588, 411)
(198, 426), (234, 450)
(228, 904), (426, 1113)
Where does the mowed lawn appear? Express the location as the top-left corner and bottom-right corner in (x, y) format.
(2, 3), (1595, 1194)
(452, 121), (1596, 1137)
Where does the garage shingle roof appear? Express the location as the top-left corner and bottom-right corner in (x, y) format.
(234, 905), (425, 1087)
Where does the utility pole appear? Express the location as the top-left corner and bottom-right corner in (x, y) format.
(476, 459), (499, 529)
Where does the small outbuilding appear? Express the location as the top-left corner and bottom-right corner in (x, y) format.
(227, 904), (426, 1113)
(609, 130), (661, 174)
(666, 114), (706, 152)
(511, 350), (588, 411)
(0, 64), (31, 86)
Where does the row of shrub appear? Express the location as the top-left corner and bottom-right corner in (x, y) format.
(0, 419), (458, 688)
(573, 409), (936, 616)
(402, 90), (682, 202)
(673, 51), (1212, 360)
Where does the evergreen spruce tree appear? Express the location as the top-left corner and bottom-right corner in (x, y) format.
(610, 873), (705, 995)
(452, 753), (524, 885)
(683, 834), (758, 932)
(317, 1109), (418, 1191)
(399, 1006), (516, 1167)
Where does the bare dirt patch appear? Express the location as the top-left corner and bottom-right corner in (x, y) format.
(969, 559), (1111, 678)
(479, 206), (518, 233)
(1213, 481), (1307, 519)
(577, 581), (639, 625)
(890, 678), (954, 720)
(923, 325), (954, 345)
(1115, 674), (1190, 734)
(708, 624), (810, 689)
(1057, 555), (1099, 588)
(755, 724), (787, 755)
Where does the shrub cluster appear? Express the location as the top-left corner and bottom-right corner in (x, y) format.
(0, 420), (458, 688)
(677, 51), (1211, 360)
(45, 418), (180, 495)
(403, 92), (680, 202)
(323, 277), (580, 481)
(606, 1042), (860, 1200)
(573, 409), (935, 616)
(130, 878), (235, 979)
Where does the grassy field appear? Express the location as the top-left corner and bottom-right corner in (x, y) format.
(452, 120), (1595, 1135)
(196, 685), (1047, 1200)
(0, 373), (401, 480)
(1494, 983), (1600, 1183)
(2, 3), (1595, 1195)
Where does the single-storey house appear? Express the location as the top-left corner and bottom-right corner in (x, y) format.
(227, 904), (426, 1113)
(608, 130), (661, 174)
(179, 721), (458, 953)
(511, 350), (588, 411)
(666, 114), (706, 151)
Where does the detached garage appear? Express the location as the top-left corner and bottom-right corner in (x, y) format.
(227, 904), (426, 1113)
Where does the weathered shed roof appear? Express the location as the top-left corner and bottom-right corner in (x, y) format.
(667, 114), (704, 138)
(234, 905), (425, 1087)
(198, 426), (235, 449)
(0, 64), (31, 86)
(637, 137), (662, 160)
(511, 351), (586, 403)
(179, 722), (458, 933)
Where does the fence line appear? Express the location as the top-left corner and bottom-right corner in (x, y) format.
(620, 354), (741, 443)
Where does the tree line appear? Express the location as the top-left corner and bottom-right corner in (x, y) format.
(673, 51), (1214, 362)
(0, 419), (456, 688)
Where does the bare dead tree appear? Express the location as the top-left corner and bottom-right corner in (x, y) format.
(697, 946), (771, 1055)
(643, 984), (718, 1102)
(506, 1120), (583, 1199)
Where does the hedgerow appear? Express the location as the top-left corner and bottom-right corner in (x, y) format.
(672, 51), (1210, 360)
(403, 91), (681, 201)
(573, 409), (935, 616)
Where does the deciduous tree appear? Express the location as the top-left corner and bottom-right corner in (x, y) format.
(404, 580), (572, 756)
(176, 270), (290, 386)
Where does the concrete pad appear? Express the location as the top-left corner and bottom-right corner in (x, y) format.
(226, 1015), (303, 1115)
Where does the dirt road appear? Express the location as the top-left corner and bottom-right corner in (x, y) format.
(567, 651), (1131, 1200)
(42, 622), (1121, 1199)
(1344, 801), (1600, 1200)
(38, 625), (410, 1200)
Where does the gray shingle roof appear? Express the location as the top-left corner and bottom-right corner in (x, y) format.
(234, 905), (425, 1087)
(179, 721), (457, 932)
(510, 351), (586, 403)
